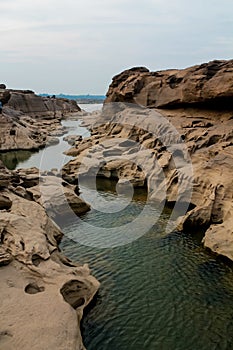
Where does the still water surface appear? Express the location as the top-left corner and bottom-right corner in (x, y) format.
(0, 102), (100, 170)
(0, 119), (90, 170)
(61, 181), (233, 350)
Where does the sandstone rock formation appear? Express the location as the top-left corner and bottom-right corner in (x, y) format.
(105, 60), (233, 109)
(0, 107), (69, 151)
(7, 89), (81, 118)
(0, 87), (82, 151)
(63, 59), (233, 261)
(0, 85), (99, 349)
(0, 162), (99, 349)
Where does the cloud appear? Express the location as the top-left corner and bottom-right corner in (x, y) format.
(0, 0), (233, 93)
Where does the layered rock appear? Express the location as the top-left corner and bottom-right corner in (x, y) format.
(63, 59), (233, 261)
(7, 89), (81, 118)
(105, 60), (233, 109)
(104, 60), (233, 259)
(0, 87), (82, 151)
(0, 162), (99, 349)
(0, 109), (66, 151)
(0, 85), (99, 349)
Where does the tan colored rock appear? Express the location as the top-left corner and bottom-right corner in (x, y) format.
(0, 161), (98, 349)
(106, 60), (233, 109)
(0, 182), (99, 350)
(0, 88), (82, 152)
(102, 61), (233, 259)
(35, 175), (90, 220)
(0, 112), (46, 151)
(0, 160), (12, 188)
(10, 168), (90, 219)
(63, 134), (83, 146)
(63, 101), (233, 260)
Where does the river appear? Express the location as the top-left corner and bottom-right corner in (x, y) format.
(1, 104), (233, 350)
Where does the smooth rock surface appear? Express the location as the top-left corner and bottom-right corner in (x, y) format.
(0, 163), (99, 350)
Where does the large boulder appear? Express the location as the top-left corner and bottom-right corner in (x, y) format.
(7, 90), (81, 118)
(105, 59), (233, 109)
(11, 168), (91, 219)
(0, 86), (83, 152)
(29, 174), (91, 220)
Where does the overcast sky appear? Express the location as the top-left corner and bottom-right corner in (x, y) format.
(0, 0), (233, 94)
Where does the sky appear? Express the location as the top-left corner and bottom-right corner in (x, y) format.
(0, 0), (233, 95)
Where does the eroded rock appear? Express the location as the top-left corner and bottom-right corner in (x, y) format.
(0, 194), (12, 210)
(7, 90), (81, 118)
(0, 89), (82, 152)
(106, 60), (233, 109)
(0, 163), (99, 350)
(63, 97), (233, 260)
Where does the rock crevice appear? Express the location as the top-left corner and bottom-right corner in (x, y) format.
(64, 59), (233, 261)
(0, 161), (99, 350)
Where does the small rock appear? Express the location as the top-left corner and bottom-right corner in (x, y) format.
(0, 247), (13, 266)
(0, 194), (12, 210)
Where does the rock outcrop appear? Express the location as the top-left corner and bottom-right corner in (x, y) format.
(0, 87), (11, 105)
(0, 162), (99, 350)
(105, 60), (233, 109)
(0, 87), (82, 151)
(0, 85), (99, 349)
(7, 89), (81, 118)
(63, 59), (233, 261)
(0, 108), (67, 151)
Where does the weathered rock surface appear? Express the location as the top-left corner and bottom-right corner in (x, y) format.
(0, 87), (82, 151)
(103, 60), (233, 259)
(0, 111), (47, 151)
(7, 89), (81, 118)
(0, 160), (12, 188)
(0, 164), (99, 350)
(63, 134), (83, 146)
(10, 167), (90, 219)
(105, 60), (233, 109)
(63, 62), (233, 261)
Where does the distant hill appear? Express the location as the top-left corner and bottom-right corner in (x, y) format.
(39, 93), (105, 104)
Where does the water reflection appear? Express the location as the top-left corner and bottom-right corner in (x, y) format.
(0, 119), (90, 171)
(0, 150), (38, 170)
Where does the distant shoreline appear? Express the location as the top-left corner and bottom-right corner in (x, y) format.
(39, 93), (105, 104)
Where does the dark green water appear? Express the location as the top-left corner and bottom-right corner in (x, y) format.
(60, 180), (233, 350)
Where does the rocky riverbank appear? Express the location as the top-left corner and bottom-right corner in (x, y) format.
(0, 86), (99, 349)
(0, 86), (82, 151)
(0, 162), (99, 350)
(63, 59), (233, 261)
(1, 59), (233, 348)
